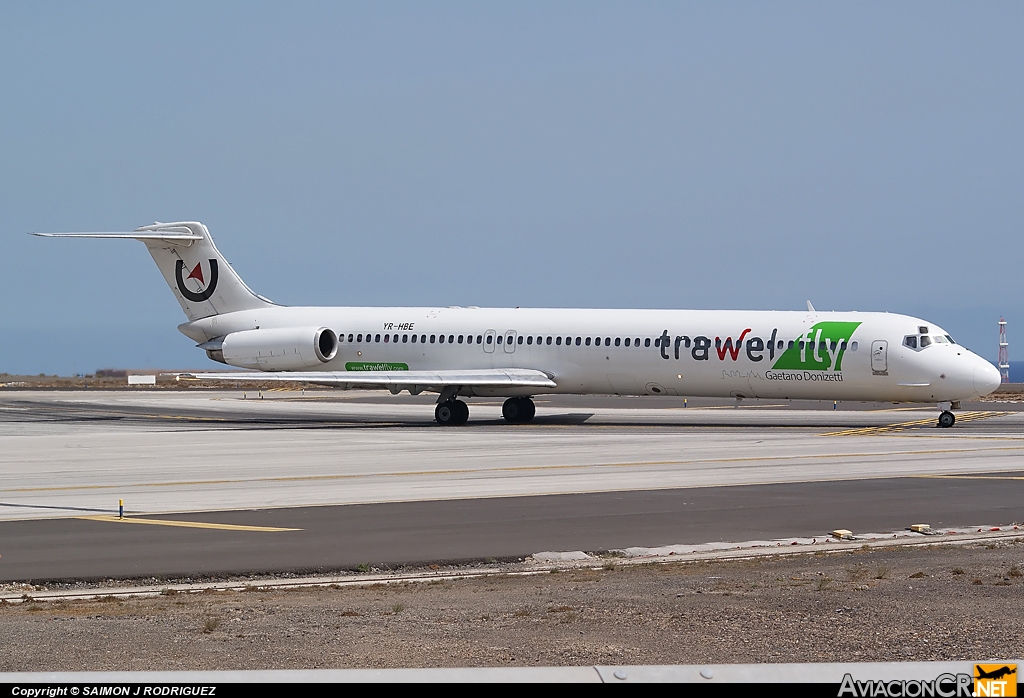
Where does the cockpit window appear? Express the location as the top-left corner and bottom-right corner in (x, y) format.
(920, 336), (932, 347)
(903, 336), (918, 350)
(932, 335), (949, 344)
(945, 334), (956, 344)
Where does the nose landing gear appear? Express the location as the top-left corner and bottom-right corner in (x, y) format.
(502, 397), (536, 423)
(938, 410), (955, 428)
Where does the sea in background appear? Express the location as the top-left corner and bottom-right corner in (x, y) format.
(991, 361), (1024, 385)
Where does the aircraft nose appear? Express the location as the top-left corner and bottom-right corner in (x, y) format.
(974, 360), (1002, 397)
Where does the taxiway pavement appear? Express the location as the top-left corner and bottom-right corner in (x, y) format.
(0, 390), (1021, 580)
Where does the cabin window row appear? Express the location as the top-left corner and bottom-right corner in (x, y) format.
(335, 334), (859, 352)
(337, 334), (657, 347)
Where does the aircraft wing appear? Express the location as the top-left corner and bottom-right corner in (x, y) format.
(176, 368), (557, 390)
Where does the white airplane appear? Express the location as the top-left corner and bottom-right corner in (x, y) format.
(37, 221), (1001, 427)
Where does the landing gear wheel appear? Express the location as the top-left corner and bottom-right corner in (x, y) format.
(452, 399), (470, 425)
(502, 397), (536, 423)
(938, 410), (955, 428)
(436, 400), (469, 426)
(520, 397), (535, 422)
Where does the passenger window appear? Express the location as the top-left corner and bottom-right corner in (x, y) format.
(374, 334), (380, 342)
(486, 335), (492, 344)
(904, 336), (917, 349)
(778, 340), (784, 350)
(644, 338), (651, 347)
(402, 335), (408, 343)
(357, 334), (363, 342)
(458, 335), (463, 344)
(798, 341), (804, 350)
(411, 335), (417, 343)
(477, 335), (482, 344)
(439, 335), (445, 344)
(920, 336), (932, 347)
(430, 335), (436, 343)
(615, 338), (621, 346)
(448, 335), (454, 343)
(496, 335), (502, 344)
(604, 338), (610, 346)
(575, 337), (581, 346)
(527, 336), (533, 345)
(585, 337), (591, 346)
(623, 338), (630, 347)
(384, 335), (390, 343)
(546, 337), (552, 345)
(556, 337), (562, 346)
(787, 340), (794, 349)
(840, 341), (847, 350)
(517, 335), (523, 345)
(422, 335), (427, 343)
(851, 341), (858, 351)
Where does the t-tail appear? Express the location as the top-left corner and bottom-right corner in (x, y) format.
(34, 222), (273, 321)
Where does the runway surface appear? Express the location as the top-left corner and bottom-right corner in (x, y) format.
(1, 390), (1022, 581)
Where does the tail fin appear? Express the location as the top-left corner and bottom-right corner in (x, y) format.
(34, 221), (274, 320)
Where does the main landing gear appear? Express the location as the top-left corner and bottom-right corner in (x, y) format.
(434, 396), (536, 426)
(435, 399), (469, 426)
(502, 397), (536, 424)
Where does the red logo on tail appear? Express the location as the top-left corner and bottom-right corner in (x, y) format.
(186, 263), (205, 284)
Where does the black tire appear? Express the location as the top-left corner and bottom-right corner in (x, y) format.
(502, 398), (521, 423)
(520, 397), (536, 422)
(453, 400), (470, 425)
(938, 410), (955, 428)
(502, 397), (535, 423)
(435, 402), (457, 425)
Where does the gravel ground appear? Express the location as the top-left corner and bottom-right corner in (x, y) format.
(1, 541), (1021, 670)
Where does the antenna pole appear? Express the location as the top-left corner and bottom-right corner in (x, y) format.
(998, 317), (1010, 383)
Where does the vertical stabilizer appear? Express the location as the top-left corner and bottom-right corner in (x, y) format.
(34, 221), (274, 321)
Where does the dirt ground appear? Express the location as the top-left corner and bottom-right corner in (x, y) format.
(1, 542), (1021, 671)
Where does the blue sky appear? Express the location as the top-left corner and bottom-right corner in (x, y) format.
(1, 2), (1021, 374)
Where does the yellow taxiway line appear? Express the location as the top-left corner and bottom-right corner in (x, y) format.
(76, 515), (300, 532)
(822, 411), (1009, 437)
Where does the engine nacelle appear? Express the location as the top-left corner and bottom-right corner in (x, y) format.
(213, 327), (338, 370)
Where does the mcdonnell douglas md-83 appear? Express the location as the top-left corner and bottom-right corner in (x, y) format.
(36, 222), (1001, 427)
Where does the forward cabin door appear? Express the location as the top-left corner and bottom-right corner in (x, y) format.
(871, 340), (888, 375)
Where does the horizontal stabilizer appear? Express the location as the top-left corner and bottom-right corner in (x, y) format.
(32, 232), (202, 244)
(177, 368), (557, 390)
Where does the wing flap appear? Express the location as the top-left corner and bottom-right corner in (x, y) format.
(176, 368), (557, 389)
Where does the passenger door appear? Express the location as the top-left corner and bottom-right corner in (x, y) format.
(504, 330), (516, 353)
(483, 329), (496, 353)
(871, 340), (888, 375)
